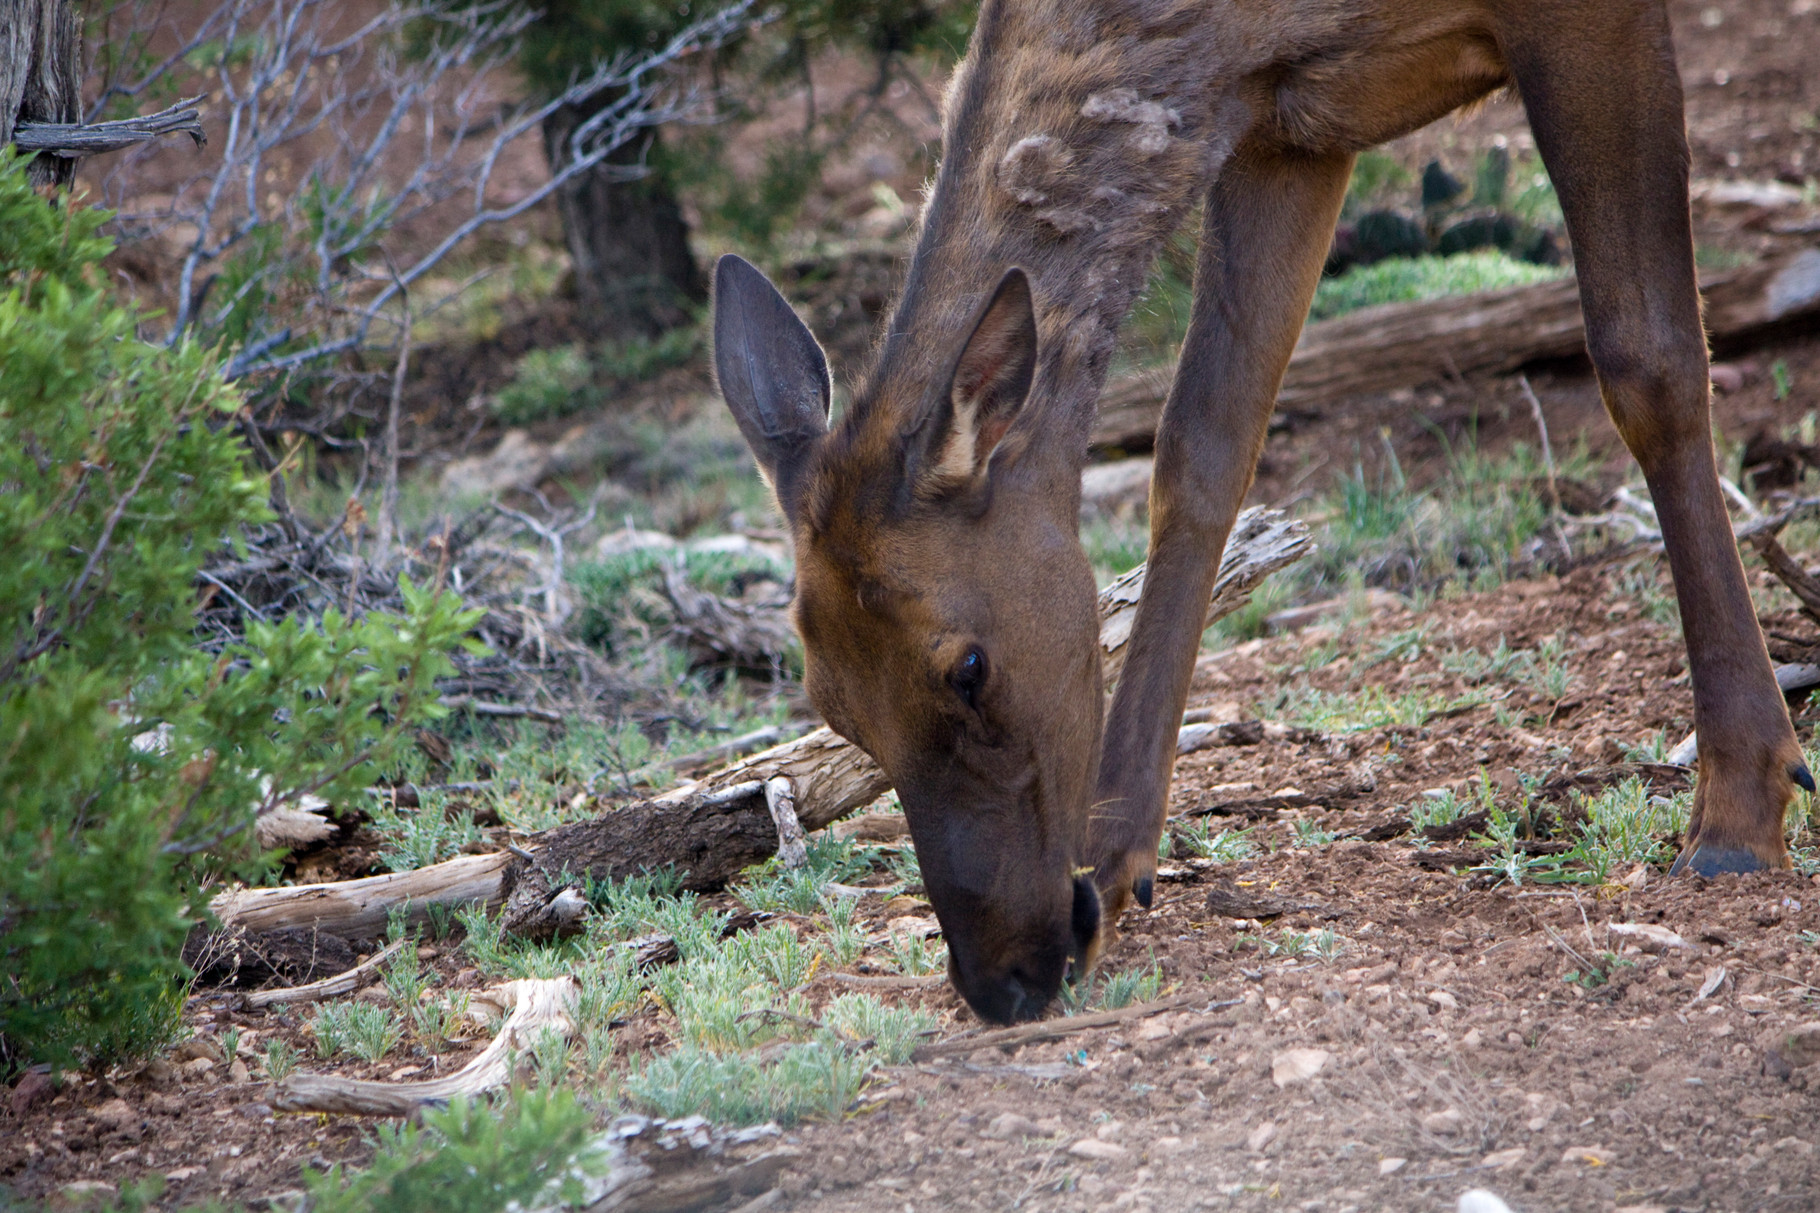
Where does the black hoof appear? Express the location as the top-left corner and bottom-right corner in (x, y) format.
(1670, 844), (1770, 877)
(1133, 874), (1154, 910)
(1792, 762), (1816, 793)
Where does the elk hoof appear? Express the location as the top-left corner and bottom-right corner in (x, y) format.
(1792, 761), (1816, 793)
(1670, 844), (1771, 878)
(1133, 874), (1154, 910)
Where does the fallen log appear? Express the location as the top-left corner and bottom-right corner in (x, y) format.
(272, 976), (577, 1116)
(214, 507), (1311, 939)
(1092, 245), (1820, 451)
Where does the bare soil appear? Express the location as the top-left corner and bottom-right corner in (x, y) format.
(7, 0), (1820, 1210)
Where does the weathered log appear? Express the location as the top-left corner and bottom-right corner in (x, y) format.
(211, 852), (513, 939)
(216, 507), (1311, 938)
(1092, 245), (1820, 451)
(272, 977), (577, 1116)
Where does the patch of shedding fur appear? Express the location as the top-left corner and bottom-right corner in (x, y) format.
(1081, 88), (1182, 155)
(998, 134), (1074, 206)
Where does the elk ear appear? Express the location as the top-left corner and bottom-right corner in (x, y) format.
(920, 268), (1038, 490)
(713, 254), (831, 520)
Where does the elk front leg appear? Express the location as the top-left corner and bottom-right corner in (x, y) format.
(1498, 1), (1812, 877)
(1091, 146), (1352, 920)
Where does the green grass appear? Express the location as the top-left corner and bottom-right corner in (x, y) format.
(1308, 252), (1568, 322)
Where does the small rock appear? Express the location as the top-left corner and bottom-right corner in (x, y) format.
(1428, 989), (1459, 1011)
(1481, 1147), (1527, 1169)
(181, 1057), (216, 1079)
(1068, 1138), (1129, 1161)
(881, 895), (931, 917)
(1709, 363), (1746, 394)
(9, 1070), (55, 1117)
(1460, 1028), (1484, 1049)
(1458, 1191), (1514, 1213)
(1562, 1145), (1613, 1166)
(1422, 1108), (1465, 1136)
(983, 1112), (1041, 1140)
(1378, 1157), (1407, 1175)
(146, 1093), (184, 1116)
(51, 1181), (116, 1209)
(1246, 1121), (1278, 1153)
(885, 915), (941, 942)
(1271, 1047), (1332, 1088)
(228, 1059), (251, 1084)
(173, 1034), (225, 1064)
(1094, 1120), (1123, 1141)
(163, 1166), (205, 1183)
(1779, 1022), (1820, 1068)
(1607, 923), (1690, 953)
(1619, 864), (1651, 891)
(93, 1098), (138, 1132)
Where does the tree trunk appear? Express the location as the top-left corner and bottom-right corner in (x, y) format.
(543, 107), (704, 340)
(0, 0), (81, 188)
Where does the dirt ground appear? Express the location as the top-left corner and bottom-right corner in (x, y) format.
(7, 0), (1820, 1210)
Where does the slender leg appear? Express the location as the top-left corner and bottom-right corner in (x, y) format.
(1091, 146), (1354, 920)
(1495, 1), (1811, 874)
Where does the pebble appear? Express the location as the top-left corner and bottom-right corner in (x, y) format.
(1378, 1157), (1407, 1175)
(1068, 1138), (1129, 1161)
(983, 1112), (1041, 1139)
(51, 1181), (116, 1209)
(1422, 1108), (1465, 1136)
(1271, 1047), (1332, 1088)
(92, 1098), (138, 1132)
(1481, 1147), (1527, 1170)
(1246, 1121), (1278, 1153)
(1460, 1028), (1484, 1049)
(1779, 1022), (1820, 1068)
(228, 1059), (251, 1084)
(1458, 1191), (1514, 1213)
(1562, 1146), (1613, 1166)
(9, 1070), (55, 1117)
(1607, 923), (1690, 953)
(172, 1035), (224, 1064)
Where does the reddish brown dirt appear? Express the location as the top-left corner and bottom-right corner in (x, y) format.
(7, 0), (1820, 1210)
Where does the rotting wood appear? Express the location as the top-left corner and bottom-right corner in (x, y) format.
(764, 777), (808, 869)
(1091, 245), (1820, 450)
(216, 509), (1311, 939)
(272, 977), (577, 1116)
(243, 939), (408, 1009)
(910, 990), (1209, 1061)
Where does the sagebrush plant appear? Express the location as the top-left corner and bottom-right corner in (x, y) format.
(0, 153), (478, 1071)
(304, 1089), (600, 1213)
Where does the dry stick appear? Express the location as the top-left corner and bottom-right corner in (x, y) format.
(243, 939), (408, 1009)
(910, 989), (1206, 1062)
(272, 976), (578, 1116)
(373, 291), (411, 572)
(765, 777), (809, 869)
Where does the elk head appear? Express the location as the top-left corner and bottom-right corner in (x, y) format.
(713, 254), (1105, 1023)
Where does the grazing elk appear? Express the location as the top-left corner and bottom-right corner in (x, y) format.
(713, 0), (1812, 1023)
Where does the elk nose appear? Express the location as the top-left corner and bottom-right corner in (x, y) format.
(952, 957), (1057, 1025)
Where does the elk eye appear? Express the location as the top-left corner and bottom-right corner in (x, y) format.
(951, 646), (988, 708)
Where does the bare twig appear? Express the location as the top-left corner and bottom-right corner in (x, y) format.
(244, 938), (408, 1008)
(910, 990), (1206, 1062)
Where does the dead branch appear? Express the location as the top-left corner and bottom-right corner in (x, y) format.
(272, 976), (576, 1115)
(12, 95), (204, 156)
(243, 938), (407, 1009)
(211, 851), (513, 938)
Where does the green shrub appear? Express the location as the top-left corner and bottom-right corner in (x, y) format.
(304, 1089), (599, 1213)
(1308, 250), (1567, 321)
(0, 153), (478, 1072)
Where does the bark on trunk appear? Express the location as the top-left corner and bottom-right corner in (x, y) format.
(543, 109), (703, 340)
(0, 0), (81, 188)
(1092, 245), (1820, 451)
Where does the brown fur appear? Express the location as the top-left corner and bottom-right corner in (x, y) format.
(714, 0), (1809, 1025)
